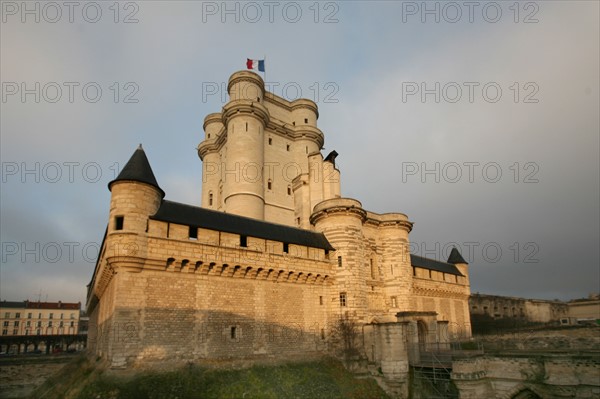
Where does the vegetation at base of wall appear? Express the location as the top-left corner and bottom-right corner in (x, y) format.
(29, 356), (390, 399)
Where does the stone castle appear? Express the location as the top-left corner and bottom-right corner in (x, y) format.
(86, 71), (472, 388)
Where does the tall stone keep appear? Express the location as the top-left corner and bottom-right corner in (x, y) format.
(197, 71), (338, 226)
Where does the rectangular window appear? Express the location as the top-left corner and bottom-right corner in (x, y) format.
(286, 144), (290, 151)
(14, 321), (19, 327)
(319, 296), (323, 305)
(60, 313), (63, 319)
(37, 321), (41, 327)
(1, 330), (7, 335)
(12, 329), (17, 335)
(115, 216), (124, 230)
(59, 321), (63, 327)
(15, 312), (20, 318)
(48, 321), (53, 327)
(70, 313), (75, 319)
(370, 259), (375, 279)
(268, 138), (272, 145)
(304, 118), (308, 124)
(240, 235), (247, 248)
(27, 313), (32, 319)
(391, 297), (397, 308)
(2, 321), (8, 327)
(49, 313), (53, 319)
(337, 256), (342, 268)
(339, 292), (347, 307)
(188, 226), (198, 240)
(230, 326), (237, 339)
(283, 243), (289, 253)
(26, 321), (30, 327)
(70, 321), (74, 327)
(4, 312), (9, 318)
(38, 313), (41, 319)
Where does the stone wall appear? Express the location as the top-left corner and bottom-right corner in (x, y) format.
(452, 353), (600, 399)
(88, 218), (335, 368)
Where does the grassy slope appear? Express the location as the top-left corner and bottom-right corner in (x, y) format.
(30, 357), (390, 399)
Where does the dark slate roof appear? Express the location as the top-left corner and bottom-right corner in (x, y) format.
(410, 255), (463, 276)
(108, 145), (165, 198)
(0, 301), (25, 308)
(324, 150), (339, 166)
(447, 247), (468, 264)
(150, 200), (335, 251)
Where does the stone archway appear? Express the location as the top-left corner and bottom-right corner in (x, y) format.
(512, 389), (542, 399)
(417, 320), (428, 350)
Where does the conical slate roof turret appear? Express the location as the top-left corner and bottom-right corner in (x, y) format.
(108, 144), (165, 198)
(447, 247), (468, 264)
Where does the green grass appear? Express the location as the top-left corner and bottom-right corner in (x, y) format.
(32, 357), (390, 399)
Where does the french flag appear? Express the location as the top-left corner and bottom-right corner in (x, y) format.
(246, 59), (265, 72)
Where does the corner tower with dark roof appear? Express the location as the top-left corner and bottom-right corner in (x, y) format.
(106, 145), (164, 271)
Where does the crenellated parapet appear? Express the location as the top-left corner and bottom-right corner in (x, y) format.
(310, 198), (367, 225)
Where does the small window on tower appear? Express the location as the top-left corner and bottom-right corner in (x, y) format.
(209, 192), (213, 206)
(245, 122), (248, 131)
(230, 326), (237, 339)
(283, 243), (289, 253)
(337, 256), (343, 268)
(115, 216), (124, 231)
(339, 292), (347, 307)
(208, 133), (211, 139)
(240, 235), (247, 248)
(268, 138), (272, 145)
(391, 296), (397, 308)
(287, 186), (292, 195)
(304, 118), (308, 124)
(293, 121), (296, 126)
(267, 180), (272, 190)
(286, 144), (290, 151)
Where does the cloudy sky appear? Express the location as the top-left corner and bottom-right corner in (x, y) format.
(1, 1), (598, 305)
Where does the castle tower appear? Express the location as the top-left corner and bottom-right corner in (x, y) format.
(198, 71), (332, 225)
(448, 247), (469, 285)
(377, 214), (413, 311)
(106, 145), (164, 269)
(311, 198), (369, 321)
(199, 113), (223, 210)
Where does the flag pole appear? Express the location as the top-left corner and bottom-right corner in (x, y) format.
(263, 54), (267, 87)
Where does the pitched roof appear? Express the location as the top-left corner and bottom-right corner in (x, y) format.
(108, 145), (165, 198)
(1, 301), (81, 310)
(150, 200), (335, 251)
(25, 301), (80, 310)
(410, 255), (463, 276)
(0, 301), (25, 309)
(447, 247), (468, 264)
